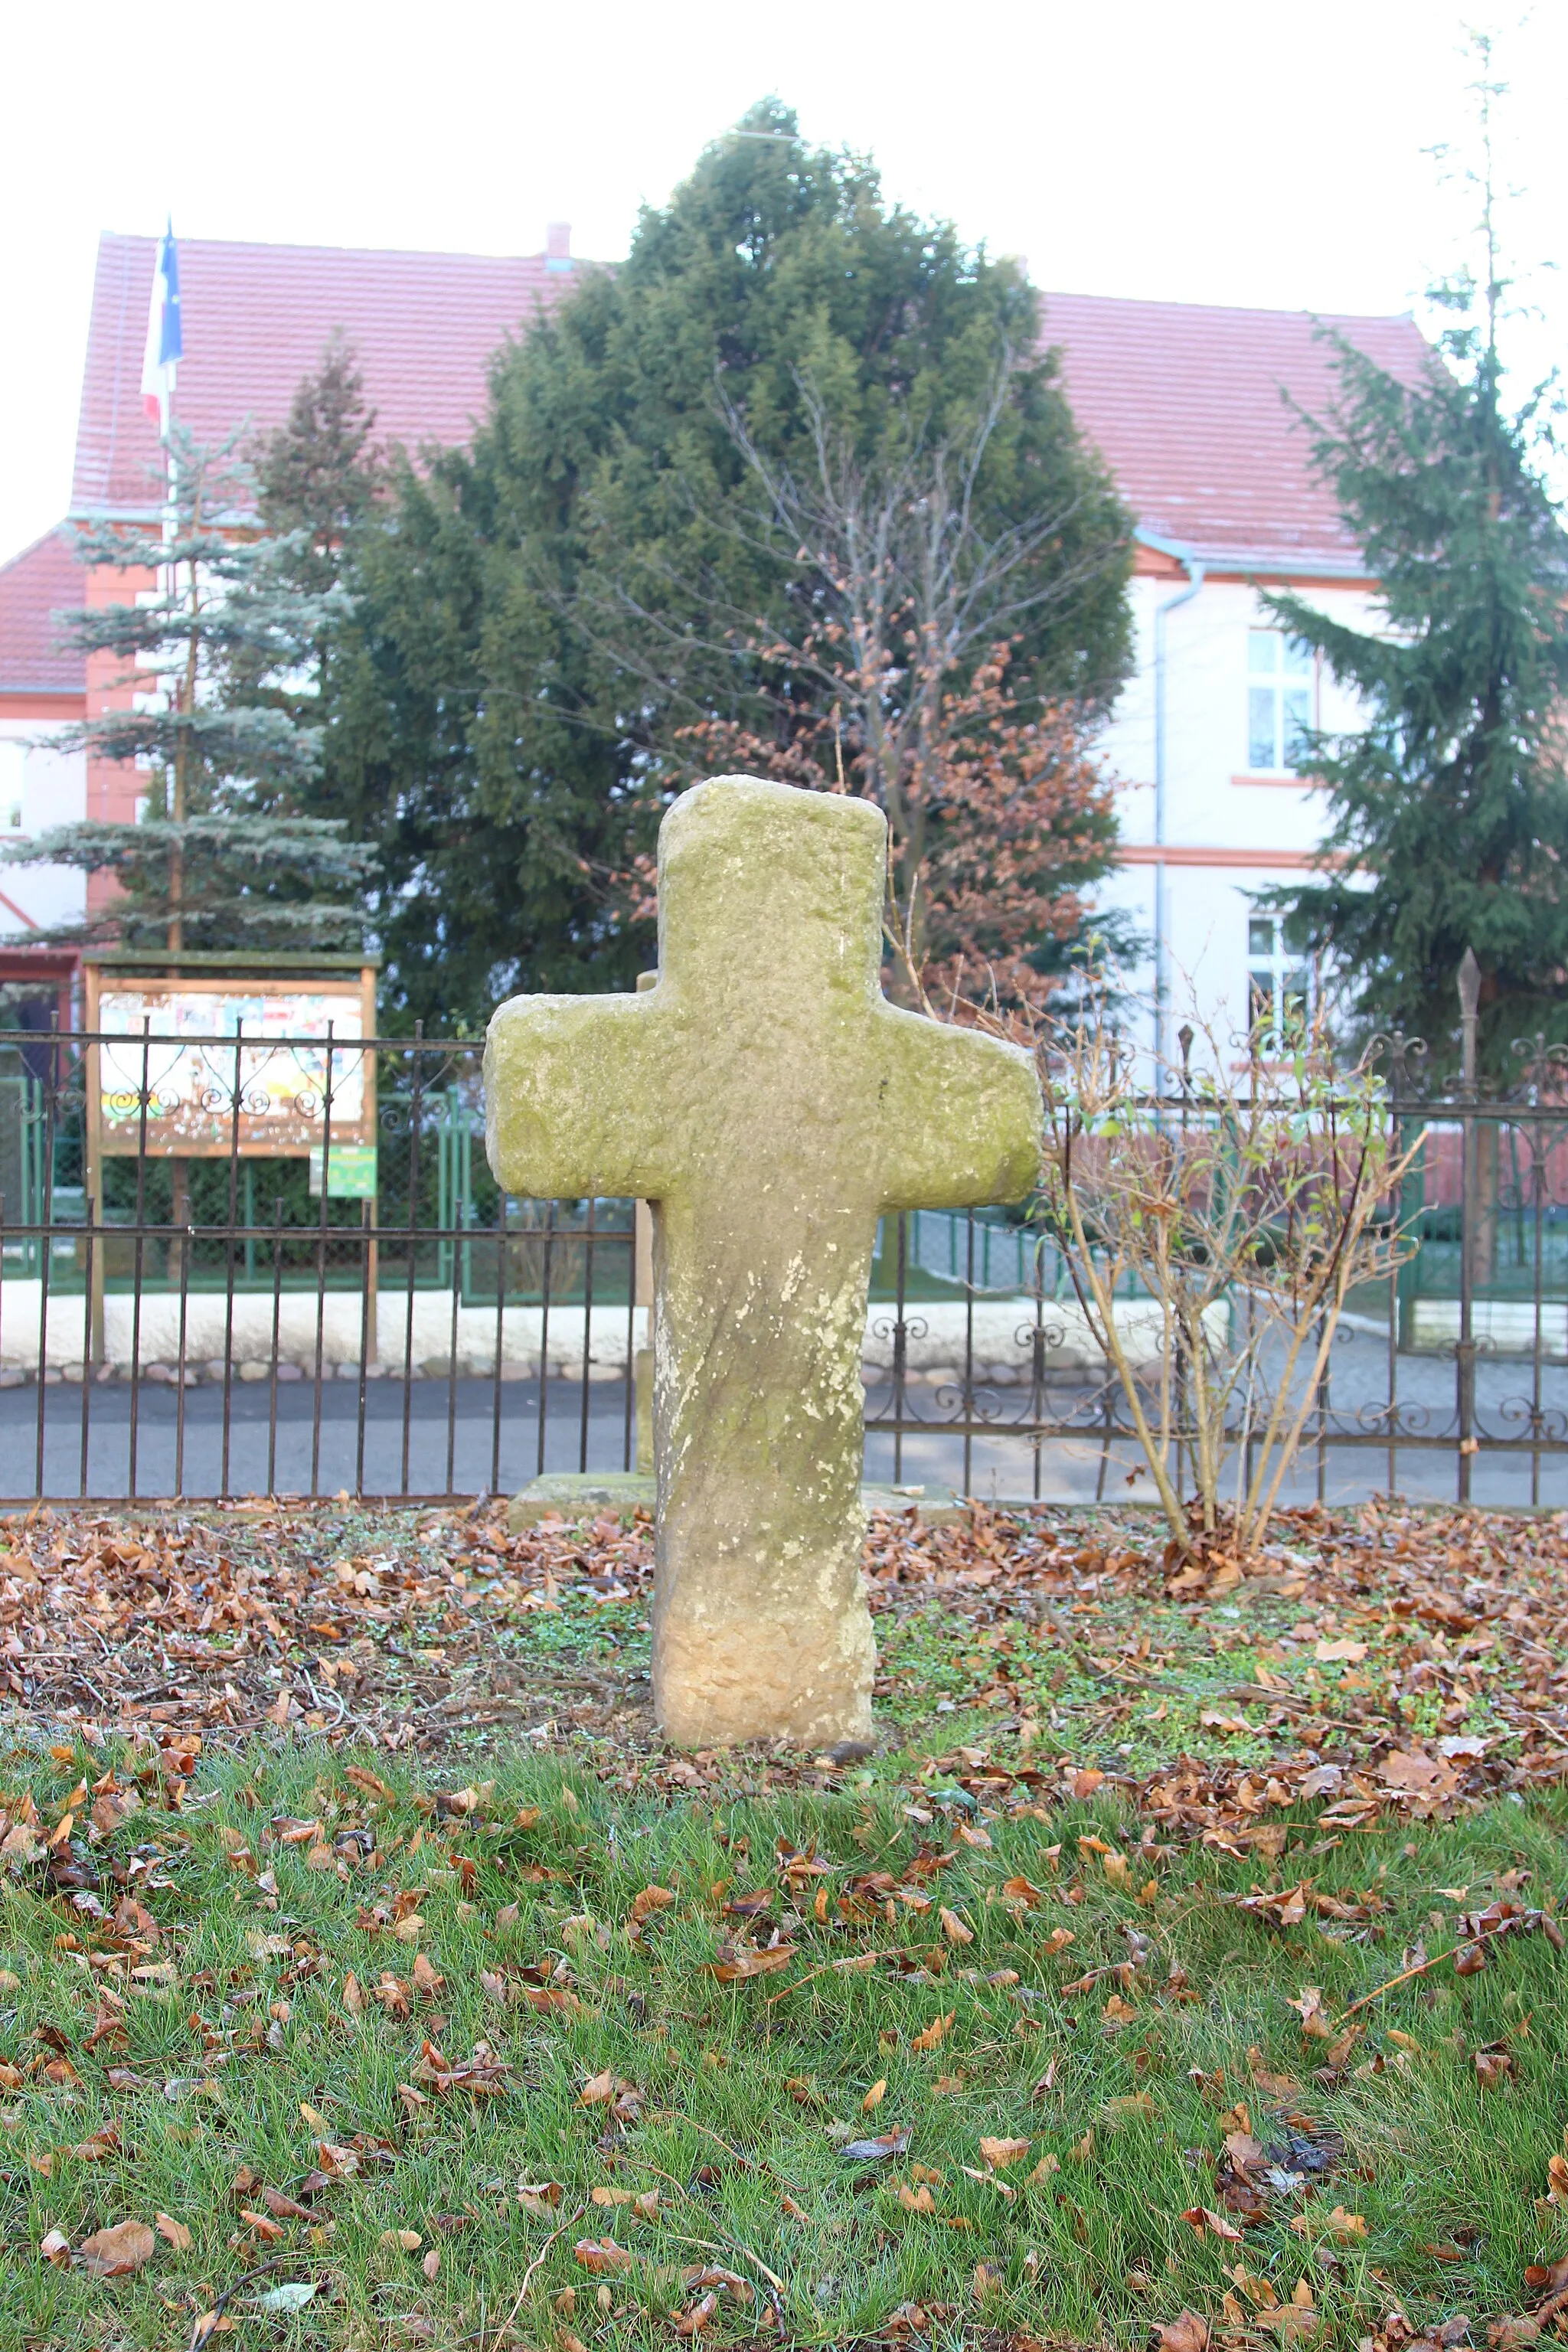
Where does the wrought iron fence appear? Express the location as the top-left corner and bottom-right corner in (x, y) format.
(3, 1024), (1568, 1508)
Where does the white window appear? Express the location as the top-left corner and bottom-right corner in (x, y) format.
(0, 740), (24, 833)
(1247, 629), (1314, 771)
(1248, 915), (1310, 1045)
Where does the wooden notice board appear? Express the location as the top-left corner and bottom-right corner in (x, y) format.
(79, 963), (381, 1364)
(83, 967), (379, 1158)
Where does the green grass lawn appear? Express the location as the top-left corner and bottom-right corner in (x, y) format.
(0, 1499), (1565, 2350)
(1, 1743), (1565, 2350)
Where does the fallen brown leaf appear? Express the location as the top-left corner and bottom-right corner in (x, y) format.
(841, 2126), (912, 2164)
(708, 1941), (795, 1981)
(911, 2011), (954, 2052)
(1289, 1987), (1334, 2039)
(1155, 2312), (1210, 2352)
(573, 2237), (636, 2274)
(1183, 2207), (1246, 2242)
(75, 2219), (157, 2277)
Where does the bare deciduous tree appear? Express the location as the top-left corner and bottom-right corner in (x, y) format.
(596, 365), (1129, 1011)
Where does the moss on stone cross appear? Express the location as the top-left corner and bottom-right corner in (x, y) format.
(485, 777), (1042, 1746)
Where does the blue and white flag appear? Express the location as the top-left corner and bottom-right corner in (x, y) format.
(139, 221), (183, 432)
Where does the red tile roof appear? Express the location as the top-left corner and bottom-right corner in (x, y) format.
(0, 529), (87, 695)
(69, 234), (1428, 568)
(1041, 289), (1429, 571)
(5, 234), (1429, 737)
(71, 233), (590, 516)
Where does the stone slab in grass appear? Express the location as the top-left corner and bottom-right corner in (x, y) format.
(507, 1470), (965, 1530)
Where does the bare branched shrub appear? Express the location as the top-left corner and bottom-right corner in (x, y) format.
(1036, 993), (1417, 1562)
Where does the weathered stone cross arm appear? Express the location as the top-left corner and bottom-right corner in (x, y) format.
(483, 991), (675, 1204)
(868, 999), (1044, 1214)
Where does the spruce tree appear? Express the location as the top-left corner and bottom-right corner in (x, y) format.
(253, 332), (382, 598)
(1268, 63), (1568, 1079)
(325, 100), (1132, 1029)
(4, 427), (375, 953)
(250, 336), (383, 717)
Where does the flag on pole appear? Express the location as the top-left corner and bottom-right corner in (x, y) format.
(139, 221), (183, 433)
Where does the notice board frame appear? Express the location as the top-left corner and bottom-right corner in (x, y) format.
(78, 954), (381, 1364)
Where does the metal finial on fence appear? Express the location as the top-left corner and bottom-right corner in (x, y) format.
(1177, 1023), (1194, 1090)
(1458, 948), (1481, 1093)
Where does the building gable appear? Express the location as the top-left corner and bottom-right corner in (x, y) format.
(1043, 290), (1429, 573)
(0, 530), (86, 698)
(71, 230), (593, 519)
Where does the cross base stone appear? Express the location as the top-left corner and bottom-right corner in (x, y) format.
(507, 1471), (962, 1533)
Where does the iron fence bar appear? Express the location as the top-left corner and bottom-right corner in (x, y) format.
(1030, 1236), (1045, 1504)
(1385, 1104), (1403, 1499)
(444, 1149), (462, 1499)
(489, 1187), (508, 1498)
(0, 1024), (488, 1054)
(174, 1226), (191, 1500)
(536, 1208), (554, 1480)
(18, 1031), (1568, 1123)
(220, 1025), (244, 1501)
(1530, 1125), (1547, 1510)
(76, 1206), (94, 1498)
(1457, 1097), (1477, 1506)
(31, 1019), (58, 1499)
(578, 1197), (597, 1475)
(267, 1197), (283, 1498)
(892, 1214), (908, 1487)
(126, 1021), (154, 1503)
(309, 1026), (335, 1499)
(0, 1212), (580, 1246)
(963, 1211), (975, 1497)
(855, 1419), (1568, 1454)
(400, 1027), (426, 1496)
(621, 1218), (636, 1476)
(354, 1197), (372, 1498)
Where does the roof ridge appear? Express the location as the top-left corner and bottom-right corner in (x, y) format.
(93, 228), (576, 270)
(0, 522), (75, 580)
(1038, 285), (1418, 328)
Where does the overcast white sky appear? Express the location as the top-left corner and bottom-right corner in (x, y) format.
(3, 0), (1563, 567)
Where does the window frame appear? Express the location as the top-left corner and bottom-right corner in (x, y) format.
(0, 739), (24, 835)
(1246, 913), (1312, 1049)
(1246, 627), (1316, 775)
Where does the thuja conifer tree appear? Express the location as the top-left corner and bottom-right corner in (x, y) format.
(326, 100), (1132, 1028)
(4, 426), (374, 952)
(1269, 45), (1568, 1080)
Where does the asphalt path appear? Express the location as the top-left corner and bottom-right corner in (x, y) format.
(0, 1374), (637, 1503)
(867, 1319), (1568, 1508)
(3, 1324), (1565, 1506)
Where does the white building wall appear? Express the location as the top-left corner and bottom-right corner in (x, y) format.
(1089, 569), (1380, 1063)
(0, 724), (86, 936)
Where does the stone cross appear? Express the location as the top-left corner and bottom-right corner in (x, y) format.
(485, 777), (1041, 1747)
